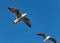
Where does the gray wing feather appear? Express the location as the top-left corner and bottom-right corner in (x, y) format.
(8, 7), (21, 18)
(23, 17), (31, 28)
(37, 33), (46, 38)
(49, 38), (57, 43)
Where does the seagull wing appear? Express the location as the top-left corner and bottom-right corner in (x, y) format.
(37, 33), (46, 38)
(49, 38), (57, 43)
(22, 17), (31, 28)
(8, 7), (21, 18)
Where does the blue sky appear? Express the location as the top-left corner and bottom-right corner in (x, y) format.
(0, 0), (60, 43)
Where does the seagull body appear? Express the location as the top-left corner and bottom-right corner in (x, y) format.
(8, 7), (31, 27)
(37, 33), (57, 43)
(43, 36), (50, 43)
(13, 13), (27, 24)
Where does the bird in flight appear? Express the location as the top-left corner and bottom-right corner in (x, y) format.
(36, 33), (57, 43)
(8, 7), (31, 28)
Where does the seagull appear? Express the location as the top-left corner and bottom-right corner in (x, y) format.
(36, 33), (57, 43)
(8, 7), (31, 28)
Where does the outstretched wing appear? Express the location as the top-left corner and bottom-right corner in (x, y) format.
(8, 7), (21, 18)
(49, 38), (57, 43)
(23, 17), (31, 28)
(36, 33), (46, 38)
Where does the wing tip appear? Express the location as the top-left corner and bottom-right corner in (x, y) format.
(28, 25), (31, 28)
(36, 33), (40, 35)
(8, 7), (10, 9)
(36, 33), (44, 35)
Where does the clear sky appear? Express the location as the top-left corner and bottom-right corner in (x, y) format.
(0, 0), (60, 43)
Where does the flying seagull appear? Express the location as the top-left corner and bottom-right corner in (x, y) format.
(36, 33), (57, 43)
(8, 7), (31, 28)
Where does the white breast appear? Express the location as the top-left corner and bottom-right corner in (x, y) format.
(21, 13), (27, 17)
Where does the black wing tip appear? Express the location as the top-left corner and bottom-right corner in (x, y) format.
(36, 34), (41, 35)
(28, 25), (31, 28)
(8, 7), (11, 9)
(27, 24), (31, 28)
(36, 33), (44, 35)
